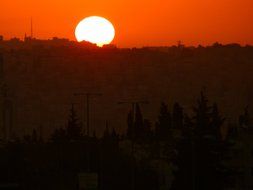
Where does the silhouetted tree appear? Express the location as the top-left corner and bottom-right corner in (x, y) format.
(51, 127), (66, 142)
(192, 92), (228, 190)
(172, 92), (229, 190)
(183, 113), (193, 136)
(239, 106), (250, 128)
(127, 109), (134, 139)
(134, 103), (144, 139)
(172, 102), (184, 129)
(111, 128), (119, 142)
(155, 102), (171, 140)
(103, 122), (119, 144)
(23, 134), (32, 144)
(210, 103), (225, 139)
(103, 121), (110, 139)
(226, 123), (238, 140)
(66, 104), (82, 140)
(193, 91), (212, 135)
(143, 119), (153, 141)
(31, 128), (38, 143)
(171, 114), (194, 190)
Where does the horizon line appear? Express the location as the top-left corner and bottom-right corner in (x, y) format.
(0, 35), (252, 49)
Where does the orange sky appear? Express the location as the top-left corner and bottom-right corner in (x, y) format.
(1, 0), (253, 47)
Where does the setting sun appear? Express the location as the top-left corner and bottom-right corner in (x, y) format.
(75, 16), (115, 47)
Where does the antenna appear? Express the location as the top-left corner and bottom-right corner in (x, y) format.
(31, 17), (33, 38)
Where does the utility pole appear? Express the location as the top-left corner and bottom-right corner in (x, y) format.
(74, 93), (102, 136)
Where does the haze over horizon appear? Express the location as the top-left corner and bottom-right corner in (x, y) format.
(1, 0), (253, 47)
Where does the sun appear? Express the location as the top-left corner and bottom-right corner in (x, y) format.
(75, 16), (115, 47)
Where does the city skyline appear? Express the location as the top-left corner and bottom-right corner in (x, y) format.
(1, 0), (253, 47)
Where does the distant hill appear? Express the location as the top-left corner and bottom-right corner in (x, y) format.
(1, 40), (253, 139)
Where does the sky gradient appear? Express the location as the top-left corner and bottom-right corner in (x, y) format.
(1, 0), (253, 47)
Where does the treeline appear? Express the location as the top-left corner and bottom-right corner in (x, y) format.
(0, 91), (252, 190)
(1, 43), (253, 137)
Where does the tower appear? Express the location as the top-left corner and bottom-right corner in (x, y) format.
(31, 18), (33, 38)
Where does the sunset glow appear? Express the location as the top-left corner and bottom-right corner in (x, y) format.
(1, 0), (253, 47)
